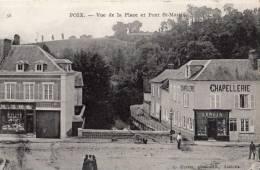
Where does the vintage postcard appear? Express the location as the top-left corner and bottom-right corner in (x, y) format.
(0, 0), (260, 169)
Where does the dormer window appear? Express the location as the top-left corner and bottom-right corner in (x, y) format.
(34, 60), (47, 72)
(16, 60), (28, 72)
(36, 64), (43, 71)
(55, 59), (73, 72)
(66, 64), (72, 72)
(17, 64), (24, 71)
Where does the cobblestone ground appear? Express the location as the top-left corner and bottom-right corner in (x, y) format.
(0, 141), (258, 170)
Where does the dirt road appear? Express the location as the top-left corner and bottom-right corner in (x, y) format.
(0, 141), (258, 170)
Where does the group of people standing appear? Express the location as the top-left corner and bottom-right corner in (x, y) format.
(82, 154), (98, 170)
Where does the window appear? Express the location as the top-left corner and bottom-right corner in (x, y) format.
(5, 82), (16, 99)
(157, 85), (160, 96)
(240, 94), (248, 108)
(241, 119), (249, 132)
(16, 63), (25, 72)
(43, 83), (54, 100)
(183, 93), (189, 107)
(151, 85), (155, 96)
(189, 118), (193, 130)
(24, 83), (34, 100)
(210, 94), (221, 108)
(235, 94), (255, 109)
(36, 64), (43, 71)
(229, 118), (237, 131)
(66, 64), (72, 71)
(17, 64), (24, 71)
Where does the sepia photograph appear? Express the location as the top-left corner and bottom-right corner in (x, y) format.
(0, 0), (260, 169)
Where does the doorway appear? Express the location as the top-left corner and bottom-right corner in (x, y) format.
(25, 115), (34, 133)
(207, 118), (217, 139)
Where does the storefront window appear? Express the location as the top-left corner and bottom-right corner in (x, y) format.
(197, 117), (207, 136)
(217, 118), (227, 136)
(1, 111), (25, 133)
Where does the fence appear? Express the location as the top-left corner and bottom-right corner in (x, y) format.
(78, 128), (172, 143)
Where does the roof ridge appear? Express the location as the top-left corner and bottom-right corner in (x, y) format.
(37, 46), (65, 72)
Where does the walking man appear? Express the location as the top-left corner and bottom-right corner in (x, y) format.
(249, 141), (256, 160)
(177, 132), (182, 150)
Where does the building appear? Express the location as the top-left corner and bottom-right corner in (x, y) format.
(150, 50), (260, 141)
(0, 38), (84, 138)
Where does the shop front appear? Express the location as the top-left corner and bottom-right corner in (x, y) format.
(0, 102), (36, 134)
(194, 109), (230, 141)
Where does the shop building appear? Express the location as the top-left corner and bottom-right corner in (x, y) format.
(150, 51), (260, 141)
(0, 39), (84, 138)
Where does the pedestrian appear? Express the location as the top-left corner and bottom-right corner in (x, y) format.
(93, 155), (98, 170)
(249, 141), (256, 160)
(177, 132), (182, 150)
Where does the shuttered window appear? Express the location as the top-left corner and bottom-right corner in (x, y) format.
(210, 94), (221, 108)
(5, 82), (16, 99)
(235, 94), (255, 109)
(24, 83), (34, 100)
(43, 83), (54, 100)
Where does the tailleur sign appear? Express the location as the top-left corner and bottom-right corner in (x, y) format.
(210, 84), (250, 93)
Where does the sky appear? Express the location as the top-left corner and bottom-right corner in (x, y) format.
(0, 0), (259, 43)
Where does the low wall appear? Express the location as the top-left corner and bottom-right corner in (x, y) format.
(78, 128), (172, 143)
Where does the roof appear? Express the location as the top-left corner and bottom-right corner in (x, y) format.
(193, 59), (260, 81)
(150, 59), (260, 83)
(150, 60), (207, 83)
(0, 45), (65, 72)
(54, 59), (72, 64)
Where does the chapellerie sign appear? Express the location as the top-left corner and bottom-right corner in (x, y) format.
(210, 84), (250, 93)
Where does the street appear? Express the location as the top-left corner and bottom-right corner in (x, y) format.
(0, 140), (258, 170)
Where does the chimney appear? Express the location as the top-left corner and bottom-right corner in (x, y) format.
(13, 34), (20, 45)
(248, 49), (258, 70)
(0, 39), (12, 65)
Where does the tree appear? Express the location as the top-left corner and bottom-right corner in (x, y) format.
(69, 35), (77, 39)
(110, 49), (125, 74)
(80, 34), (92, 39)
(13, 34), (20, 45)
(112, 22), (128, 40)
(72, 50), (113, 129)
(128, 20), (142, 33)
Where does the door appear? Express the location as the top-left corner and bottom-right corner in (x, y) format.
(207, 118), (217, 139)
(25, 115), (34, 133)
(36, 111), (60, 138)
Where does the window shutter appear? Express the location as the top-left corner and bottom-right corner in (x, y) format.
(250, 95), (255, 109)
(234, 94), (239, 109)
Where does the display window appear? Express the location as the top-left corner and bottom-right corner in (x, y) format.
(1, 110), (25, 133)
